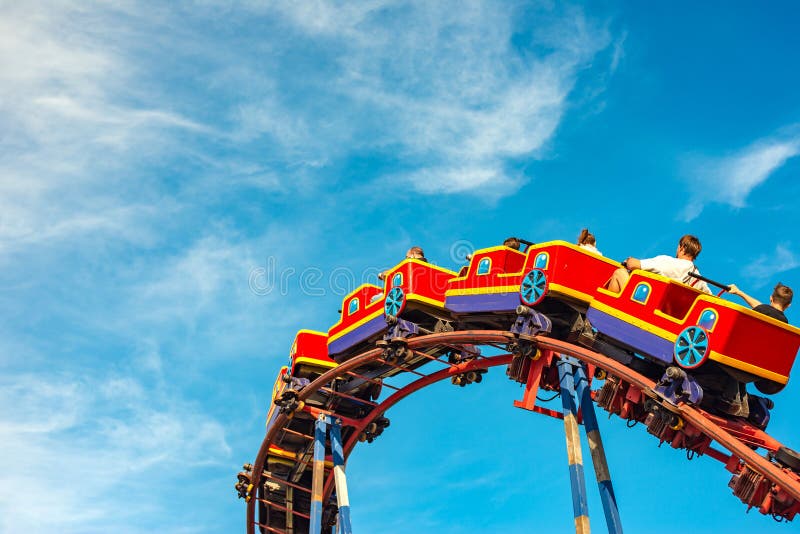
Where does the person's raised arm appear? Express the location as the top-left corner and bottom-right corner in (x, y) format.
(729, 284), (762, 308)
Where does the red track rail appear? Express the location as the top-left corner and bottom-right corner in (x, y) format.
(244, 330), (800, 533)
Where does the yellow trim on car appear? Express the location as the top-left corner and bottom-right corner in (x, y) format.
(328, 307), (385, 342)
(630, 281), (653, 306)
(709, 351), (788, 384)
(527, 240), (623, 268)
(405, 293), (446, 307)
(548, 283), (594, 303)
(653, 309), (687, 325)
(591, 300), (678, 342)
(293, 356), (337, 370)
(384, 258), (457, 277)
(446, 285), (520, 297)
(296, 329), (328, 336)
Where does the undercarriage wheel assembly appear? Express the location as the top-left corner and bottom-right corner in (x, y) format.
(383, 343), (410, 364)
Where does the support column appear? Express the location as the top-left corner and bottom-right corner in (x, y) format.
(286, 486), (294, 533)
(572, 363), (623, 534)
(310, 414), (327, 534)
(557, 356), (591, 534)
(329, 418), (352, 534)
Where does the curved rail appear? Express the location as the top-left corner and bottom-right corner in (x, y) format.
(245, 330), (800, 532)
(532, 336), (800, 503)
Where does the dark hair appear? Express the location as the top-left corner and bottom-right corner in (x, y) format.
(503, 237), (521, 250)
(679, 235), (702, 259)
(578, 228), (596, 246)
(772, 283), (793, 308)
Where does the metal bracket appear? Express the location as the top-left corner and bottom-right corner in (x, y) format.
(747, 395), (773, 430)
(655, 366), (703, 405)
(510, 305), (553, 337)
(384, 316), (419, 341)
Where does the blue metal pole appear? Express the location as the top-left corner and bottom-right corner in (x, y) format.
(310, 414), (327, 534)
(557, 356), (590, 534)
(572, 363), (623, 534)
(329, 417), (353, 534)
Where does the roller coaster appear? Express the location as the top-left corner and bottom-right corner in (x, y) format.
(237, 240), (800, 533)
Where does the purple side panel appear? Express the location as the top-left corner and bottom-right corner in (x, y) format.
(587, 307), (674, 364)
(446, 292), (519, 314)
(329, 314), (387, 360)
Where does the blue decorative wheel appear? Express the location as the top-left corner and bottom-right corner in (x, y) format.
(674, 326), (710, 369)
(519, 268), (548, 307)
(384, 286), (406, 317)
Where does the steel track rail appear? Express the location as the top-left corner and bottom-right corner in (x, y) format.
(245, 330), (800, 533)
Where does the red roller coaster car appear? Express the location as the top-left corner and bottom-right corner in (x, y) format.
(586, 270), (800, 393)
(327, 259), (455, 361)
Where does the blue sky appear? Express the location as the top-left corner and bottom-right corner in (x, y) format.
(1, 1), (799, 532)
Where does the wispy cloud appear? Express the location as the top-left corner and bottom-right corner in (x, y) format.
(0, 2), (212, 256)
(742, 243), (800, 286)
(216, 2), (615, 199)
(682, 131), (800, 221)
(0, 370), (230, 533)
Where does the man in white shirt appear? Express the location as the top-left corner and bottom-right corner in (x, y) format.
(607, 234), (711, 294)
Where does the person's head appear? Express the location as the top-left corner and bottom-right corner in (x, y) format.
(770, 283), (793, 311)
(406, 246), (426, 261)
(578, 228), (596, 246)
(677, 235), (702, 260)
(503, 237), (521, 250)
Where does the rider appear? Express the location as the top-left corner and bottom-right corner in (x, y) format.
(378, 246), (427, 282)
(577, 228), (602, 256)
(728, 282), (792, 323)
(608, 234), (711, 294)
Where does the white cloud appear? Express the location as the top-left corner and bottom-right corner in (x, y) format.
(403, 165), (523, 201)
(0, 371), (230, 533)
(742, 244), (800, 286)
(610, 31), (627, 73)
(682, 133), (800, 221)
(215, 1), (614, 199)
(0, 2), (209, 255)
